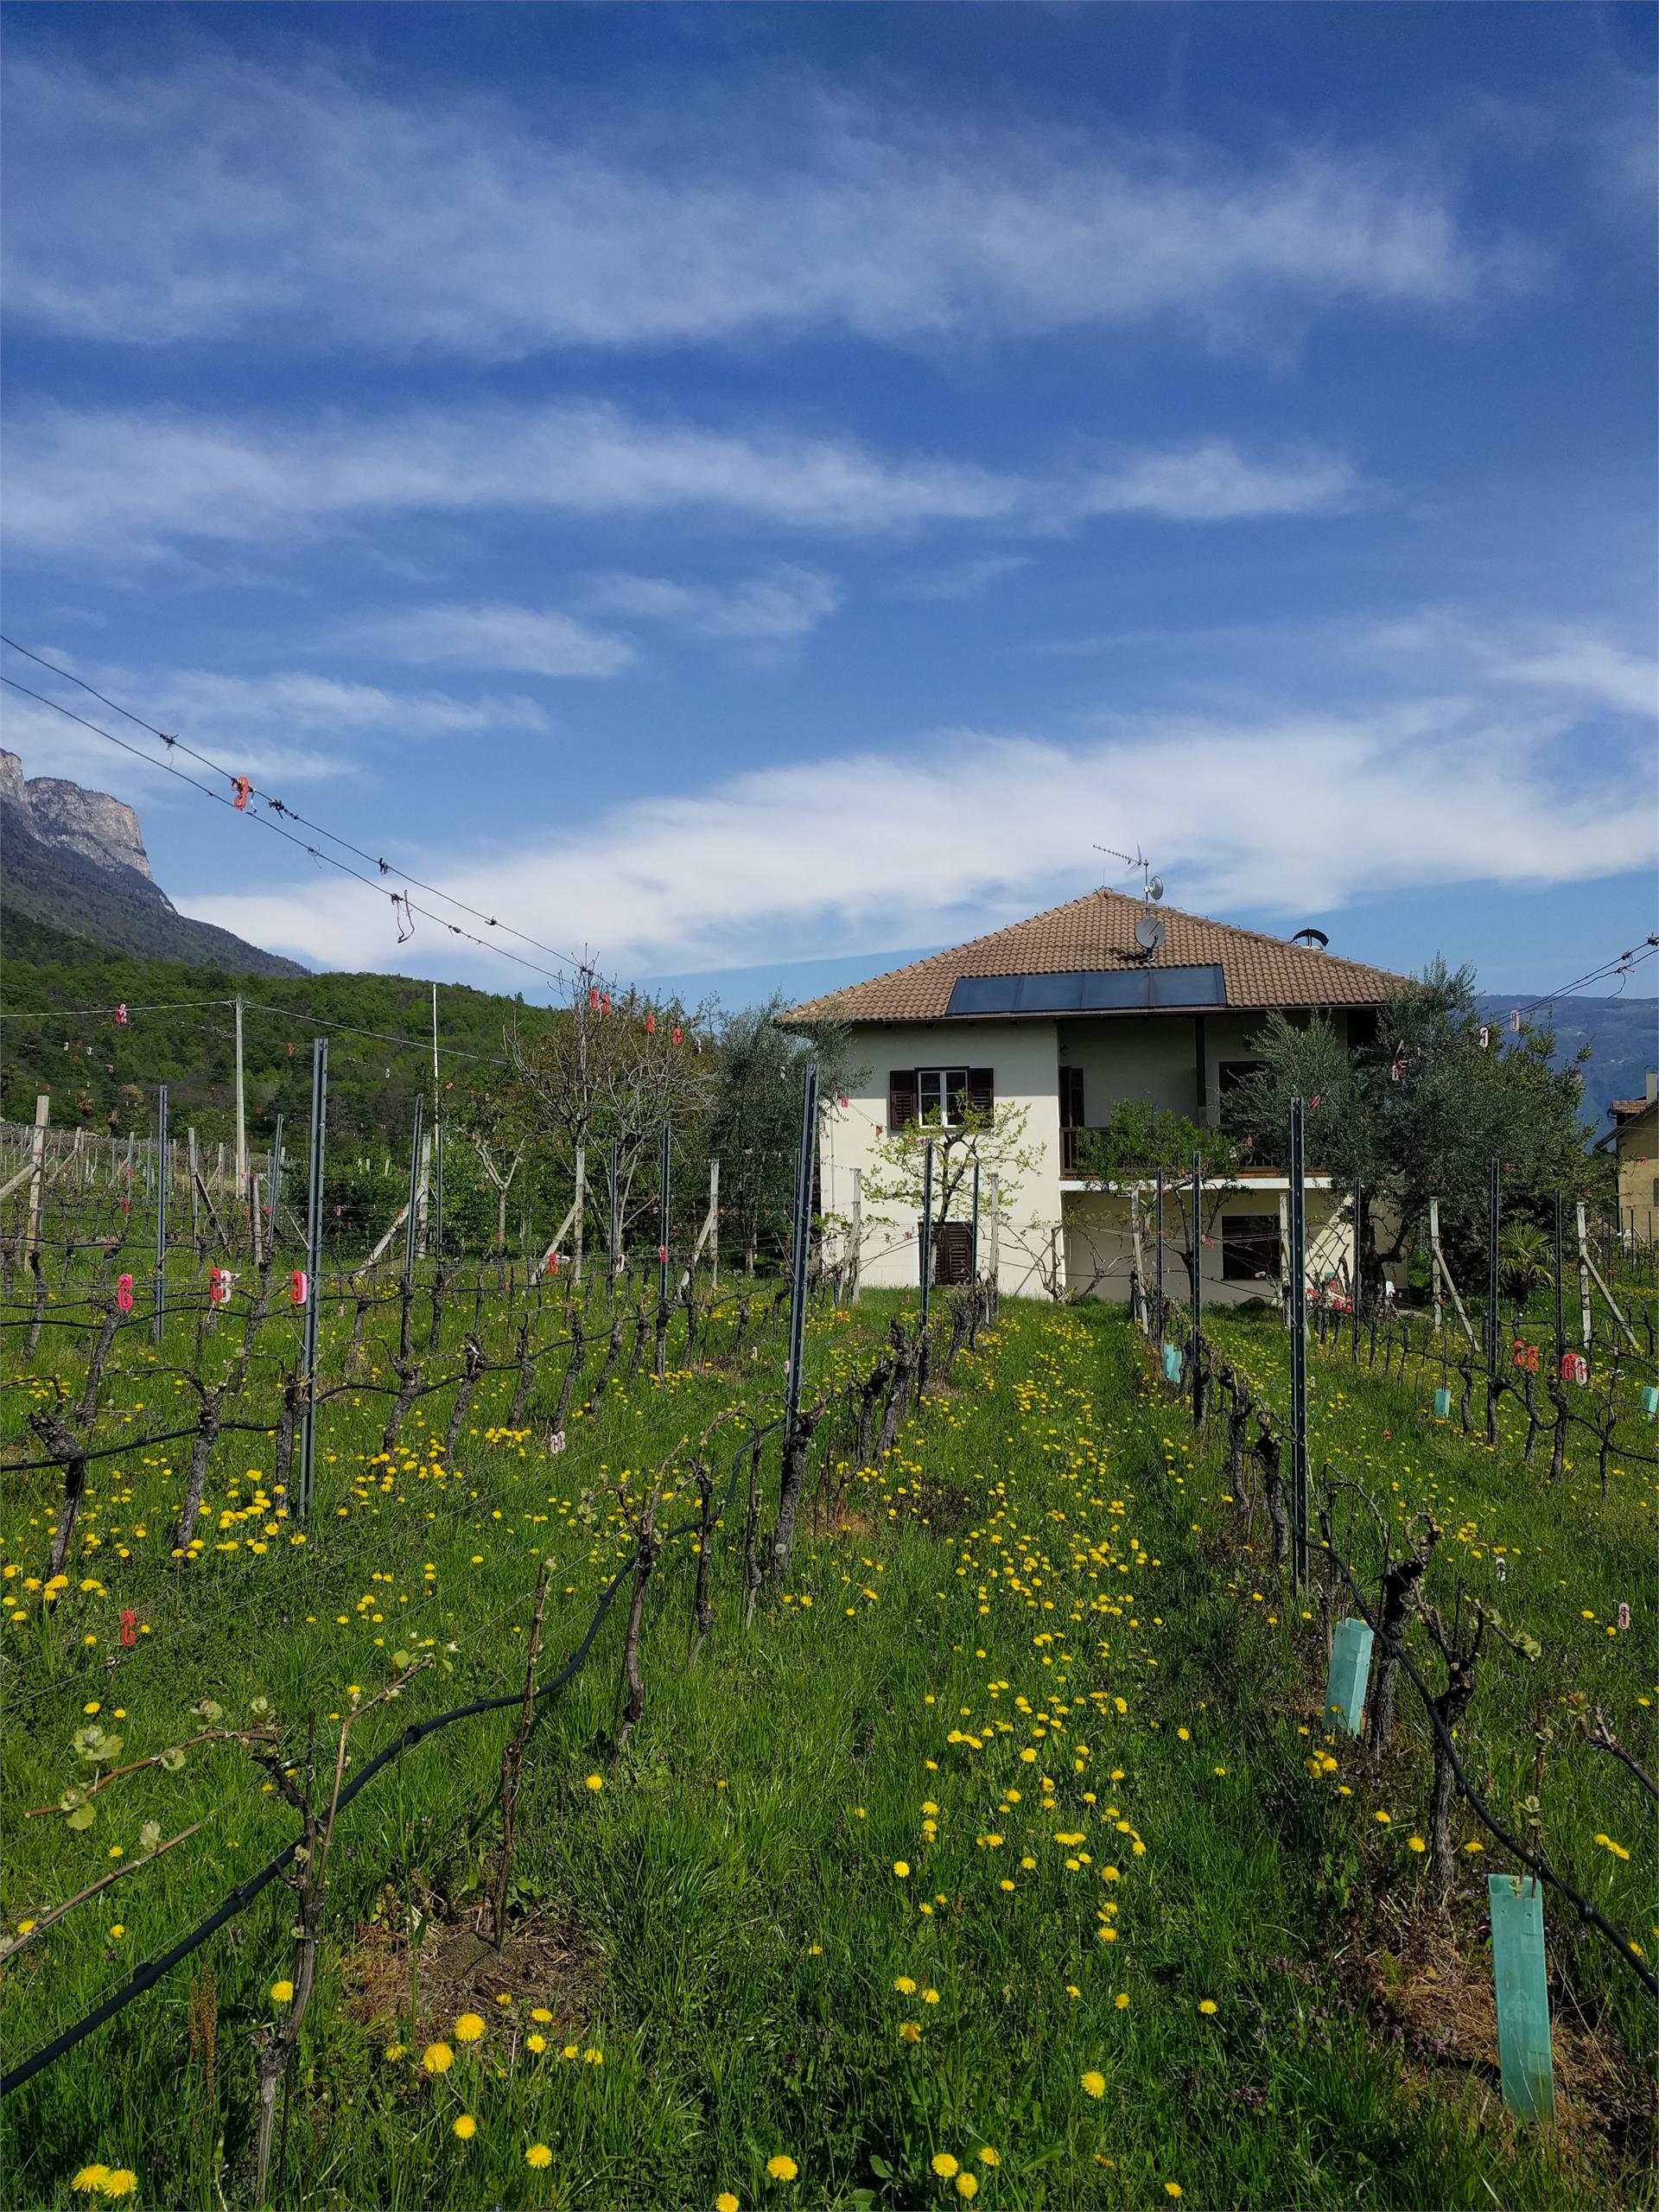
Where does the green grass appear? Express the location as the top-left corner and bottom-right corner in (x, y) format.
(2, 1271), (1653, 2209)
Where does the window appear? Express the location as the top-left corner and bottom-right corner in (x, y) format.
(889, 1068), (994, 1129)
(1217, 1059), (1266, 1135)
(931, 1222), (973, 1284)
(1222, 1213), (1281, 1283)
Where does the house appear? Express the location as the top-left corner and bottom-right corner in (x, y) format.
(1597, 1073), (1657, 1243)
(779, 886), (1412, 1303)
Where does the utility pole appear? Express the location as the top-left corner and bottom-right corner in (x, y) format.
(1190, 1148), (1203, 1421)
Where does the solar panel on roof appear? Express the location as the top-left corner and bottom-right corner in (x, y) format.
(945, 965), (1226, 1017)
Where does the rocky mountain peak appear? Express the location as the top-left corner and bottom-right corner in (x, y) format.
(1, 748), (157, 886)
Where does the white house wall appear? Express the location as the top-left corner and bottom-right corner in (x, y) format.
(1060, 1187), (1356, 1308)
(817, 1011), (1356, 1307)
(820, 1018), (1062, 1299)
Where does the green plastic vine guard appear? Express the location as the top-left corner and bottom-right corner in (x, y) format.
(1323, 1618), (1374, 1734)
(1162, 1342), (1181, 1383)
(1489, 1873), (1554, 2122)
(1433, 1385), (1452, 1420)
(1640, 1384), (1658, 1420)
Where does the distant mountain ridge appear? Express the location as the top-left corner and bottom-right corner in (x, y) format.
(0, 748), (308, 977)
(1473, 991), (1657, 1134)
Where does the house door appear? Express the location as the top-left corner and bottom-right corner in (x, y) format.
(932, 1222), (973, 1285)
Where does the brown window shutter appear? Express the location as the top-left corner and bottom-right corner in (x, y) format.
(888, 1071), (918, 1130)
(967, 1067), (995, 1119)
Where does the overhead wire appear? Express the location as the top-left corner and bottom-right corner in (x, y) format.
(1, 666), (582, 996)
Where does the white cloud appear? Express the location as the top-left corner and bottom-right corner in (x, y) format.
(3, 399), (1362, 563)
(899, 554), (1033, 602)
(1078, 441), (1362, 522)
(0, 664), (548, 811)
(1366, 615), (1658, 719)
(351, 603), (634, 679)
(0, 53), (1526, 361)
(181, 692), (1655, 982)
(581, 564), (842, 645)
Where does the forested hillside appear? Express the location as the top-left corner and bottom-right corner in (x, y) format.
(0, 903), (550, 1146)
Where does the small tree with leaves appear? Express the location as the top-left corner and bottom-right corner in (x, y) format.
(1074, 1100), (1241, 1293)
(862, 1096), (1043, 1284)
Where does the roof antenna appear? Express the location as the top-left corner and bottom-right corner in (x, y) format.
(1094, 844), (1166, 955)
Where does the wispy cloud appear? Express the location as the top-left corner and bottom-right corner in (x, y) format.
(3, 399), (1363, 563)
(0, 53), (1529, 362)
(898, 554), (1033, 603)
(182, 689), (1654, 981)
(581, 564), (842, 645)
(0, 663), (550, 808)
(351, 603), (634, 679)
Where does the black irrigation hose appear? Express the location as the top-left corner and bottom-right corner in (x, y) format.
(0, 1414), (778, 2100)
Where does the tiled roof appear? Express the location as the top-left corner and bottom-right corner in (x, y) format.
(1610, 1096), (1657, 1121)
(780, 888), (1412, 1025)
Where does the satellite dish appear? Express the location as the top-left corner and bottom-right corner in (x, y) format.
(1146, 876), (1164, 902)
(1135, 914), (1166, 953)
(1291, 927), (1329, 950)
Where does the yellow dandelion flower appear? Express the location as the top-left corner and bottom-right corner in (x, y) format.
(423, 2043), (454, 2074)
(893, 1860), (910, 1878)
(269, 1980), (294, 2005)
(1198, 1999), (1217, 2015)
(956, 2177), (978, 2201)
(717, 2196), (741, 2212)
(931, 2153), (960, 2177)
(99, 2174), (137, 2200)
(453, 2013), (486, 2043)
(979, 2149), (1001, 2168)
(1081, 2069), (1106, 2097)
(452, 2116), (476, 2141)
(72, 2169), (110, 2196)
(766, 2154), (798, 2182)
(525, 2143), (553, 2169)
(527, 2034), (546, 2054)
(585, 1773), (604, 1791)
(531, 2005), (553, 2024)
(899, 2020), (923, 2042)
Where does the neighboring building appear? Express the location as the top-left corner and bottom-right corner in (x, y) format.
(1598, 1073), (1658, 1243)
(780, 887), (1411, 1303)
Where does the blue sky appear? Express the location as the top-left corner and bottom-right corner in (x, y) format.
(2, 2), (1655, 1008)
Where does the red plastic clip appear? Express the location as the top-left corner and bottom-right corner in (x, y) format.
(120, 1610), (137, 1648)
(645, 1012), (656, 1034)
(116, 1273), (135, 1313)
(232, 775), (251, 810)
(290, 1268), (308, 1306)
(672, 1026), (683, 1046)
(114, 1003), (129, 1026)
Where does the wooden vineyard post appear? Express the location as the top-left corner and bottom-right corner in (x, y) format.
(25, 1093), (48, 1258)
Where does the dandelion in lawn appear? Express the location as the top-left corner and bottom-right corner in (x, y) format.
(893, 1860), (910, 1878)
(526, 2143), (552, 2168)
(894, 1975), (917, 1994)
(717, 2196), (741, 2212)
(269, 1980), (294, 2005)
(452, 2117), (475, 2141)
(1408, 1836), (1427, 1853)
(531, 2006), (553, 2023)
(71, 2170), (109, 2196)
(586, 1774), (604, 1791)
(766, 2154), (799, 2181)
(384, 2044), (406, 2061)
(1165, 2186), (1182, 2200)
(899, 2020), (923, 2042)
(454, 2013), (485, 2043)
(1081, 2069), (1106, 2097)
(931, 2153), (960, 2177)
(1115, 1993), (1130, 2009)
(1198, 1999), (1217, 2015)
(527, 2034), (547, 2053)
(423, 2043), (454, 2074)
(979, 2149), (1001, 2167)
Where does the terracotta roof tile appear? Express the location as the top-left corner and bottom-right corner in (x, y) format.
(780, 888), (1411, 1025)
